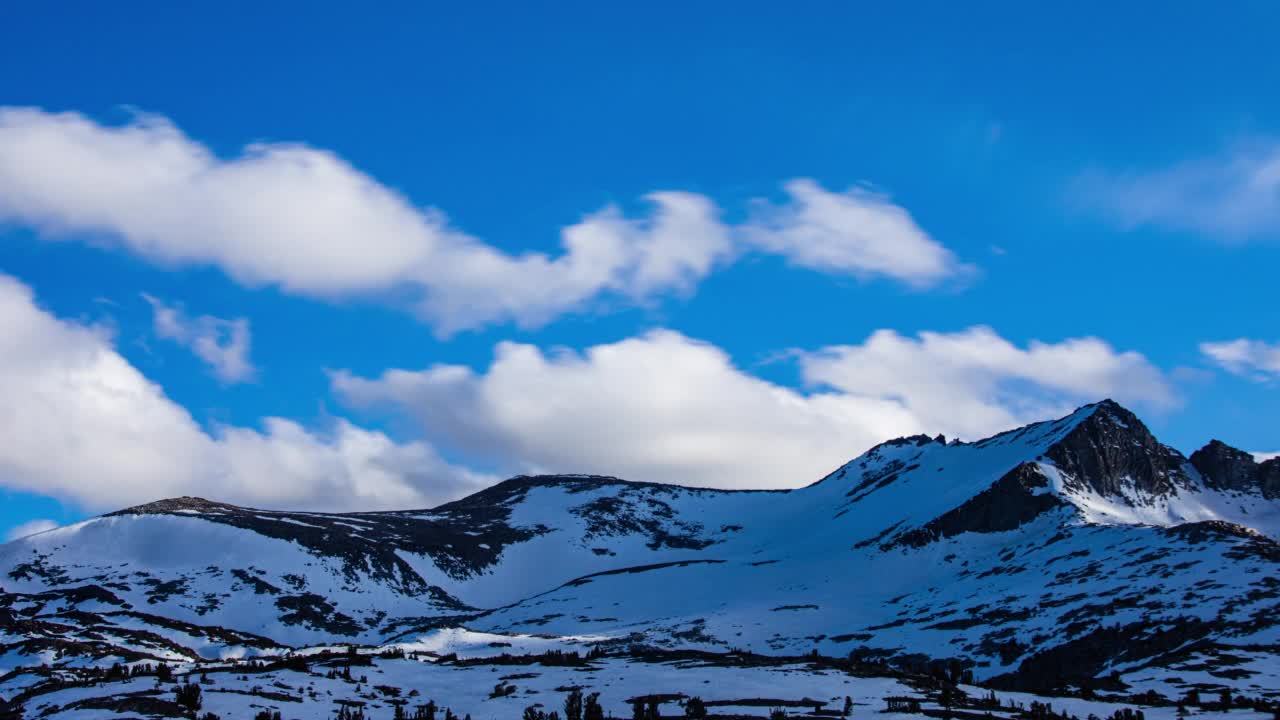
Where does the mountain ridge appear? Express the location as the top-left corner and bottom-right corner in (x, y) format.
(94, 399), (1272, 532)
(1, 399), (1277, 714)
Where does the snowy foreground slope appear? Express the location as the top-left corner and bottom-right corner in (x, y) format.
(0, 400), (1277, 719)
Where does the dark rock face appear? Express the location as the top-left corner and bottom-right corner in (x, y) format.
(111, 497), (240, 515)
(894, 463), (1069, 548)
(1190, 440), (1260, 492)
(1261, 459), (1280, 499)
(1044, 400), (1193, 500)
(1190, 440), (1280, 499)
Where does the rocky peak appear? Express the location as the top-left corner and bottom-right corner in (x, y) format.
(108, 496), (243, 516)
(1190, 440), (1280, 499)
(1190, 440), (1258, 492)
(1044, 399), (1193, 500)
(1262, 459), (1280, 500)
(867, 434), (941, 452)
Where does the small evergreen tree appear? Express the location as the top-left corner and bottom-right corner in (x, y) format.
(686, 697), (707, 720)
(584, 693), (605, 720)
(941, 687), (961, 709)
(174, 682), (202, 712)
(565, 688), (584, 720)
(843, 696), (853, 717)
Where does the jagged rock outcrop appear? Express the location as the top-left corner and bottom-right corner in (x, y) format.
(1044, 399), (1193, 499)
(1190, 439), (1280, 499)
(1190, 440), (1260, 491)
(1261, 458), (1280, 499)
(894, 463), (1069, 547)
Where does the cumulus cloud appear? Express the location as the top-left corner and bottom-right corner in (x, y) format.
(800, 327), (1178, 439)
(1078, 139), (1280, 239)
(1200, 338), (1280, 381)
(416, 191), (734, 334)
(144, 294), (254, 383)
(0, 108), (965, 334)
(0, 265), (1178, 505)
(5, 519), (59, 542)
(333, 328), (1175, 489)
(743, 179), (969, 287)
(0, 274), (491, 512)
(333, 331), (921, 489)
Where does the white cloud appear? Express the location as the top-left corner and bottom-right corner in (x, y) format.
(416, 190), (734, 334)
(800, 327), (1178, 439)
(1079, 139), (1280, 239)
(1200, 338), (1280, 381)
(743, 179), (969, 287)
(0, 108), (966, 334)
(0, 265), (1177, 506)
(334, 330), (921, 489)
(333, 327), (1175, 490)
(143, 294), (254, 383)
(1254, 452), (1280, 463)
(0, 273), (491, 512)
(5, 519), (58, 542)
(0, 108), (441, 293)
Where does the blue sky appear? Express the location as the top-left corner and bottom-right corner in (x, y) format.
(0, 3), (1277, 538)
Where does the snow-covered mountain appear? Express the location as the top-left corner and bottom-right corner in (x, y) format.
(2, 400), (1277, 717)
